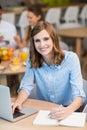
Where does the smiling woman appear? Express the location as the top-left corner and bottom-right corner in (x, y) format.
(12, 21), (85, 121)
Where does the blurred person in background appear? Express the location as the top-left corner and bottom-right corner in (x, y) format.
(14, 5), (44, 49)
(0, 5), (17, 49)
(14, 5), (68, 51)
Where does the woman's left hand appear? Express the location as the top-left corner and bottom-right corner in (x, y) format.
(50, 106), (73, 120)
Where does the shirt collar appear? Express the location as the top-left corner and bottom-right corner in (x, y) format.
(42, 62), (62, 70)
(42, 51), (68, 70)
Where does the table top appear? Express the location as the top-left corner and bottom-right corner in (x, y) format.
(0, 60), (26, 75)
(58, 27), (87, 38)
(0, 99), (87, 130)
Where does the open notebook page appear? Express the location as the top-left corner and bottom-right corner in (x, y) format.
(33, 110), (86, 127)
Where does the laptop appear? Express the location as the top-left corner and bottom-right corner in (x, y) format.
(0, 85), (38, 122)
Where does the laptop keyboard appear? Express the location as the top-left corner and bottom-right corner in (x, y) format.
(13, 110), (25, 118)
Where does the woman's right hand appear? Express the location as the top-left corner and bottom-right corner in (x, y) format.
(12, 101), (22, 113)
(12, 90), (29, 113)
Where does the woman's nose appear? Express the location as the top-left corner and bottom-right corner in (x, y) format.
(40, 40), (44, 47)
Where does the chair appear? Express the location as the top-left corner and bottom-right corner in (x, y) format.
(79, 6), (87, 52)
(61, 6), (79, 23)
(79, 5), (87, 26)
(2, 13), (15, 25)
(45, 8), (61, 29)
(82, 55), (87, 79)
(81, 79), (87, 110)
(17, 10), (29, 39)
(59, 22), (83, 29)
(58, 22), (83, 51)
(83, 79), (87, 99)
(59, 40), (69, 51)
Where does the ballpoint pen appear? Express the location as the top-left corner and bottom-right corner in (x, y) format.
(48, 104), (62, 118)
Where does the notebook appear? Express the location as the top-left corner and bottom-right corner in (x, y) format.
(33, 110), (86, 127)
(0, 85), (38, 122)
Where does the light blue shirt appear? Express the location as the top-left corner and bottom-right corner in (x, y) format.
(18, 51), (86, 106)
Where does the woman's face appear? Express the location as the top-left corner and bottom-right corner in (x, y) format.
(34, 29), (53, 59)
(27, 11), (41, 26)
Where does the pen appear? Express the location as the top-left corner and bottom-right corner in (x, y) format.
(57, 104), (62, 111)
(48, 104), (62, 117)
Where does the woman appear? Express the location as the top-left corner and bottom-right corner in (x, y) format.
(12, 21), (85, 120)
(14, 5), (44, 48)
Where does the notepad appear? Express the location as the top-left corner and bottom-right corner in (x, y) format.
(33, 110), (86, 127)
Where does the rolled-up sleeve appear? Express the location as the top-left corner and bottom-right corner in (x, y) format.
(18, 60), (35, 96)
(69, 53), (86, 103)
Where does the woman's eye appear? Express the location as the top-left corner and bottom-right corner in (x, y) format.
(34, 39), (40, 43)
(43, 37), (49, 41)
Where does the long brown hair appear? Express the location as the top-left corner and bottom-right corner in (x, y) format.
(30, 21), (64, 68)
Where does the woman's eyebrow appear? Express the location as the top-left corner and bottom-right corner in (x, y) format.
(43, 36), (49, 39)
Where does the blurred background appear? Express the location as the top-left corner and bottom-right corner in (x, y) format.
(0, 0), (87, 8)
(0, 0), (87, 96)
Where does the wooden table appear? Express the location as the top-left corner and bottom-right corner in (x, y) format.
(0, 60), (26, 96)
(0, 98), (87, 130)
(58, 27), (87, 60)
(0, 60), (26, 75)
